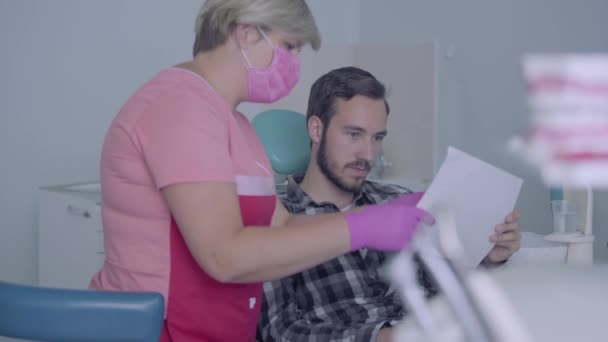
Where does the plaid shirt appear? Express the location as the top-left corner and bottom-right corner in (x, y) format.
(257, 176), (437, 342)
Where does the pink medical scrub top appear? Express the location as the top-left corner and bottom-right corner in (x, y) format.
(90, 68), (276, 341)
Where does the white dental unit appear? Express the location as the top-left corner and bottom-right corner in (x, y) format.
(389, 55), (608, 342)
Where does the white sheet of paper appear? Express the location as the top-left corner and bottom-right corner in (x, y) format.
(417, 147), (523, 268)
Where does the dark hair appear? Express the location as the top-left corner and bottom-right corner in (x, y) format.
(306, 66), (390, 128)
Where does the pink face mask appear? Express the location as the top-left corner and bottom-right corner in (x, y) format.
(241, 28), (300, 103)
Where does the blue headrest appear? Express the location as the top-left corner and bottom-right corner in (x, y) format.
(0, 281), (164, 341)
(252, 109), (311, 175)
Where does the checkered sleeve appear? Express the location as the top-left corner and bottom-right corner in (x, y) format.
(258, 277), (387, 341)
(258, 267), (390, 342)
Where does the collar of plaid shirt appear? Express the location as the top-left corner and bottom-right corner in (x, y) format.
(281, 174), (409, 212)
(257, 175), (437, 342)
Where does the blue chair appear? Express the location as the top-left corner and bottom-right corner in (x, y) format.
(0, 281), (164, 342)
(252, 109), (311, 175)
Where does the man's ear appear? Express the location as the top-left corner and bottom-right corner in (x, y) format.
(308, 115), (323, 144)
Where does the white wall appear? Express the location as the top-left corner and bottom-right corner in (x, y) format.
(0, 0), (361, 287)
(359, 0), (608, 260)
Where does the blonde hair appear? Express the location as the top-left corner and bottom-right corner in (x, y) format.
(193, 0), (321, 56)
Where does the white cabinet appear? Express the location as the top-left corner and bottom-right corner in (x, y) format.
(38, 182), (103, 289)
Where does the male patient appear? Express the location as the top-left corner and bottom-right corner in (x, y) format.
(257, 67), (521, 342)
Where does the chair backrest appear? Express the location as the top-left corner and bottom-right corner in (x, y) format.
(0, 281), (164, 342)
(252, 109), (311, 175)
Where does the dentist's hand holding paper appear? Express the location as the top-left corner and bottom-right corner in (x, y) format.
(382, 187), (521, 264)
(346, 193), (435, 251)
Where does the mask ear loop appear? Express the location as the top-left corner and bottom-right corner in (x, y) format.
(240, 47), (254, 68)
(240, 26), (274, 68)
(256, 26), (275, 48)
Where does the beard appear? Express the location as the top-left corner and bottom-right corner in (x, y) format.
(317, 130), (371, 193)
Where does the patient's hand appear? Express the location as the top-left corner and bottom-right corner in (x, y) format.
(376, 327), (394, 342)
(484, 210), (521, 264)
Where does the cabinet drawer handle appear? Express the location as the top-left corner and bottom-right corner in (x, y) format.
(66, 205), (91, 218)
(97, 251), (105, 255)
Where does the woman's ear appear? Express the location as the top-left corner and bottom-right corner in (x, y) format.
(232, 23), (260, 49)
(308, 115), (323, 144)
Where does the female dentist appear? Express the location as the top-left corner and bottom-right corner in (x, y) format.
(90, 1), (434, 341)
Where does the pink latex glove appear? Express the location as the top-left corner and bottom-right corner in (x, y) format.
(345, 192), (434, 251)
(390, 191), (425, 207)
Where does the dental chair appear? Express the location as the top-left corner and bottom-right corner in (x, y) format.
(0, 280), (164, 341)
(251, 109), (310, 176)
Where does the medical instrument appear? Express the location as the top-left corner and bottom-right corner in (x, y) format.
(389, 54), (608, 341)
(544, 186), (594, 264)
(389, 207), (533, 342)
(515, 55), (608, 188)
(389, 206), (608, 341)
(508, 55), (608, 265)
